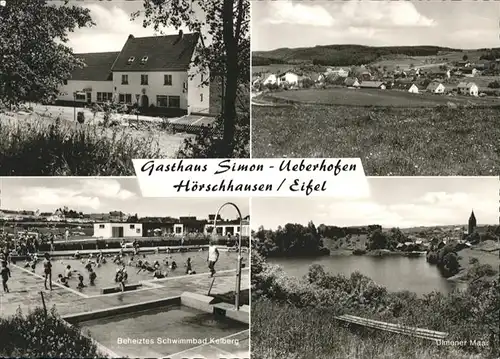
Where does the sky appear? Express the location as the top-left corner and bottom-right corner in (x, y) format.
(252, 1), (500, 51)
(0, 178), (249, 220)
(252, 177), (499, 229)
(56, 0), (198, 53)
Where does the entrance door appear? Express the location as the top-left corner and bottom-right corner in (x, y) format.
(112, 226), (124, 238)
(86, 92), (92, 104)
(141, 95), (149, 108)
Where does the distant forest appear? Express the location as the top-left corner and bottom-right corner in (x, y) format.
(253, 45), (500, 66)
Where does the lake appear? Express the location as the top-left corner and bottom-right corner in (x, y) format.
(268, 255), (466, 296)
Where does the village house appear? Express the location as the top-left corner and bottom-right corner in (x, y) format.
(326, 67), (349, 77)
(58, 30), (209, 116)
(359, 71), (372, 81)
(359, 81), (386, 90)
(457, 82), (479, 97)
(426, 81), (445, 94)
(277, 71), (299, 86)
(344, 77), (360, 88)
(395, 82), (419, 93)
(456, 61), (471, 68)
(425, 68), (451, 79)
(263, 73), (277, 86)
(459, 68), (478, 77)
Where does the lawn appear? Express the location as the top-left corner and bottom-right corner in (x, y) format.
(252, 103), (500, 175)
(266, 88), (498, 107)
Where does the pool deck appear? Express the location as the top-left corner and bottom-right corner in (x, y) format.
(0, 265), (250, 358)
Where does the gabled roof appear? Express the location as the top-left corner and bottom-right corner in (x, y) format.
(359, 81), (384, 88)
(111, 32), (199, 72)
(71, 52), (120, 81)
(426, 82), (444, 91)
(344, 77), (359, 86)
(395, 82), (417, 90)
(457, 82), (477, 89)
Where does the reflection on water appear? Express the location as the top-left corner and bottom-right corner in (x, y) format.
(269, 255), (466, 296)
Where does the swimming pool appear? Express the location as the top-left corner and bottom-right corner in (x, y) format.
(24, 251), (248, 295)
(79, 305), (248, 358)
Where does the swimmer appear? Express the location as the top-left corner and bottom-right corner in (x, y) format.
(185, 258), (192, 275)
(57, 274), (69, 287)
(89, 269), (97, 285)
(170, 261), (177, 270)
(77, 273), (86, 290)
(73, 251), (81, 259)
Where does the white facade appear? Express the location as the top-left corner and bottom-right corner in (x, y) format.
(278, 72), (299, 86)
(203, 223), (250, 237)
(93, 223), (142, 239)
(173, 223), (184, 235)
(263, 74), (277, 85)
(428, 83), (445, 94)
(187, 65), (210, 114)
(458, 83), (479, 97)
(113, 71), (188, 110)
(408, 84), (419, 94)
(59, 80), (112, 103)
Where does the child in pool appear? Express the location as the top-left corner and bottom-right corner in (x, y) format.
(77, 273), (86, 289)
(57, 274), (69, 287)
(89, 269), (97, 285)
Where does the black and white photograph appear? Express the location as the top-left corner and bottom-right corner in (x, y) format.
(251, 177), (499, 359)
(0, 0), (249, 176)
(252, 1), (500, 175)
(0, 178), (250, 358)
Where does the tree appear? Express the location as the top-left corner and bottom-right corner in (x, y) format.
(136, 0), (250, 157)
(0, 0), (94, 106)
(462, 54), (468, 61)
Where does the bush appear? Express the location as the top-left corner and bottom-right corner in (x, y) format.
(0, 307), (103, 358)
(352, 248), (366, 255)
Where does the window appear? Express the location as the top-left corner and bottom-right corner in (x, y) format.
(99, 224), (105, 229)
(175, 226), (182, 234)
(130, 224), (135, 229)
(183, 82), (187, 90)
(164, 74), (172, 86)
(136, 228), (141, 234)
(127, 56), (135, 64)
(121, 74), (128, 85)
(97, 92), (102, 102)
(168, 96), (180, 108)
(141, 74), (148, 85)
(157, 95), (181, 108)
(156, 95), (168, 108)
(125, 94), (132, 103)
(141, 56), (148, 63)
(200, 94), (203, 102)
(63, 79), (68, 85)
(107, 92), (113, 101)
(75, 93), (86, 101)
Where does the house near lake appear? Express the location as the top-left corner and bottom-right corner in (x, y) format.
(359, 81), (386, 90)
(58, 30), (209, 116)
(426, 82), (445, 94)
(395, 82), (419, 93)
(457, 82), (479, 97)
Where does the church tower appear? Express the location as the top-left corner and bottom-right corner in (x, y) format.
(468, 210), (477, 235)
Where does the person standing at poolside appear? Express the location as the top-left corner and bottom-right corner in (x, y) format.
(207, 240), (219, 278)
(43, 253), (53, 290)
(1, 261), (11, 293)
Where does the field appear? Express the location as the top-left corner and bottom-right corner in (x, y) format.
(262, 88), (499, 107)
(252, 102), (500, 175)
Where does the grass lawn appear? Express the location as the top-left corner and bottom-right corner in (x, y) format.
(252, 102), (500, 175)
(252, 298), (484, 359)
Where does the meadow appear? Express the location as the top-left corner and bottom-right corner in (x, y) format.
(252, 103), (500, 175)
(264, 88), (498, 107)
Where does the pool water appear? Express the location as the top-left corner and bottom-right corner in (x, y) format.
(25, 251), (246, 295)
(79, 305), (248, 357)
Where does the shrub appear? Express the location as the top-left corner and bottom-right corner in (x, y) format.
(0, 307), (103, 358)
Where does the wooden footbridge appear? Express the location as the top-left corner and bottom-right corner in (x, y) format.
(335, 314), (448, 341)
